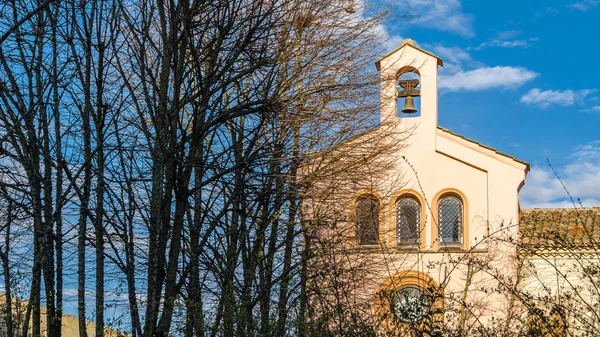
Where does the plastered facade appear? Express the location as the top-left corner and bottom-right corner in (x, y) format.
(310, 39), (531, 330)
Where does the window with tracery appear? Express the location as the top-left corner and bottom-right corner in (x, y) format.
(396, 197), (420, 244)
(438, 195), (463, 245)
(391, 286), (432, 323)
(356, 195), (380, 245)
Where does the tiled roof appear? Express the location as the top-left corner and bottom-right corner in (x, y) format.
(520, 208), (600, 253)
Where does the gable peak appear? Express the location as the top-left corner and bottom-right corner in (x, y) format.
(375, 39), (444, 71)
(400, 38), (417, 48)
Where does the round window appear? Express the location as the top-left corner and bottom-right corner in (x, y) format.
(391, 286), (432, 323)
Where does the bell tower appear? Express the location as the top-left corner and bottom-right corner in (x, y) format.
(375, 39), (443, 150)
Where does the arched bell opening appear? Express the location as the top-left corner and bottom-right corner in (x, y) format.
(396, 67), (421, 118)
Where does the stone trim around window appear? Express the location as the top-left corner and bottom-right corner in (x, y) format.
(388, 189), (427, 250)
(431, 188), (469, 251)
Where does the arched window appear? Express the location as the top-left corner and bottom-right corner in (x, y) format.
(356, 195), (380, 245)
(438, 195), (463, 245)
(396, 197), (420, 244)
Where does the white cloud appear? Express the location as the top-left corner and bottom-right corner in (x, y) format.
(378, 0), (473, 53)
(348, 0), (404, 55)
(396, 0), (474, 37)
(423, 44), (482, 74)
(568, 0), (600, 11)
(496, 30), (520, 40)
(380, 31), (405, 54)
(429, 45), (473, 67)
(520, 141), (600, 208)
(520, 88), (597, 108)
(533, 6), (560, 18)
(580, 105), (600, 113)
(477, 37), (539, 50)
(427, 44), (538, 92)
(474, 31), (539, 50)
(439, 66), (538, 91)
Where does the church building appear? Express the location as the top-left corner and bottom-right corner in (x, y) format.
(305, 38), (600, 336)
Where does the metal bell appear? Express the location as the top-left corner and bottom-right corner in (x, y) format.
(401, 96), (418, 114)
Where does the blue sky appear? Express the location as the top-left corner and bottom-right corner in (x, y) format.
(376, 0), (600, 208)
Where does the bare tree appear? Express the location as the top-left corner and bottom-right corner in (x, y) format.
(0, 1), (409, 336)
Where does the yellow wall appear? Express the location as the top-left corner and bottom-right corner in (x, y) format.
(0, 293), (129, 337)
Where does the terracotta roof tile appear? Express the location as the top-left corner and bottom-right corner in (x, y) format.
(519, 208), (600, 252)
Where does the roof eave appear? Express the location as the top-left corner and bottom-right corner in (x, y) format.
(437, 126), (530, 171)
